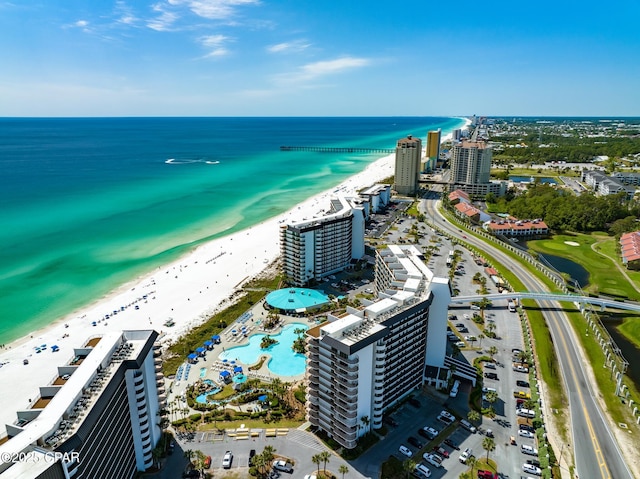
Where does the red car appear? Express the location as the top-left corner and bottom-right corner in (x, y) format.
(477, 470), (498, 479)
(433, 445), (449, 458)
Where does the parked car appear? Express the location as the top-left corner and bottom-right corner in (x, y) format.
(418, 428), (431, 439)
(517, 380), (530, 388)
(484, 362), (496, 369)
(222, 451), (233, 469)
(408, 436), (424, 449)
(444, 438), (460, 450)
(399, 445), (413, 458)
(272, 459), (293, 473)
(477, 471), (498, 479)
(204, 456), (212, 469)
(414, 463), (432, 478)
(408, 397), (421, 408)
(433, 445), (449, 458)
(422, 427), (439, 439)
(523, 463), (542, 475)
(484, 372), (498, 380)
(384, 416), (399, 427)
(518, 429), (535, 438)
(423, 453), (442, 468)
(521, 444), (538, 456)
(455, 341), (465, 348)
(459, 448), (473, 464)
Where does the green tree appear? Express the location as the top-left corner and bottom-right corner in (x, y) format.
(402, 459), (416, 479)
(482, 436), (496, 462)
(319, 450), (331, 472)
(262, 445), (276, 464)
(467, 455), (476, 476)
(339, 464), (349, 479)
(360, 415), (370, 435)
(467, 410), (481, 424)
(487, 346), (498, 360)
(312, 454), (322, 477)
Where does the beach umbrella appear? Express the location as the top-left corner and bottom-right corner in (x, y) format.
(212, 335), (220, 343)
(222, 359), (228, 363)
(230, 360), (236, 364)
(187, 353), (197, 360)
(204, 340), (213, 347)
(233, 366), (243, 374)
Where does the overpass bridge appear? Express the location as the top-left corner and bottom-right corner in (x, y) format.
(451, 291), (640, 313)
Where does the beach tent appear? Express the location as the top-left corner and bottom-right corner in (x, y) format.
(51, 345), (59, 352)
(233, 366), (243, 375)
(187, 353), (198, 363)
(219, 370), (231, 383)
(196, 347), (206, 356)
(212, 335), (221, 343)
(204, 340), (214, 350)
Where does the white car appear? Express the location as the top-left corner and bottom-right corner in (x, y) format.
(518, 429), (535, 438)
(272, 460), (293, 473)
(422, 454), (442, 468)
(439, 410), (455, 422)
(521, 444), (539, 456)
(399, 445), (413, 457)
(459, 448), (473, 464)
(222, 451), (233, 469)
(414, 463), (431, 478)
(422, 426), (439, 439)
(522, 463), (542, 475)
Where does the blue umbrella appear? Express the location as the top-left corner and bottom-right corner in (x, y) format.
(212, 335), (221, 342)
(187, 353), (197, 360)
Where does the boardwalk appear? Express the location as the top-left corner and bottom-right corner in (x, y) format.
(280, 145), (394, 154)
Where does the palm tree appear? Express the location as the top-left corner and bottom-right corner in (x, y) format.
(339, 464), (349, 479)
(485, 322), (496, 337)
(487, 346), (498, 360)
(482, 436), (496, 462)
(484, 390), (498, 417)
(360, 415), (370, 435)
(402, 459), (416, 479)
(312, 453), (322, 477)
(467, 410), (481, 424)
(477, 333), (485, 348)
(183, 449), (194, 464)
(319, 450), (331, 472)
(262, 445), (276, 463)
(467, 455), (477, 476)
(253, 453), (267, 476)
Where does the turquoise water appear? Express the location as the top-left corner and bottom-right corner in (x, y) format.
(510, 175), (558, 184)
(219, 322), (309, 377)
(0, 117), (465, 343)
(265, 288), (330, 310)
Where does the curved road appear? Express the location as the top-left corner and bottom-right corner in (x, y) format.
(421, 196), (634, 479)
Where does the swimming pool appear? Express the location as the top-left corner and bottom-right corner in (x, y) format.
(265, 288), (330, 311)
(219, 322), (308, 377)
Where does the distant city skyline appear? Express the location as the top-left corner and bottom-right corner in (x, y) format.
(1, 0), (638, 117)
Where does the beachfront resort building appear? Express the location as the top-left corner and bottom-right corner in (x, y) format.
(449, 140), (506, 198)
(359, 184), (391, 213)
(394, 135), (422, 196)
(280, 196), (365, 286)
(0, 330), (164, 479)
(305, 245), (451, 449)
(424, 129), (441, 172)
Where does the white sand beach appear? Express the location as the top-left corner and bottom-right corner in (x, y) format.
(0, 128), (462, 428)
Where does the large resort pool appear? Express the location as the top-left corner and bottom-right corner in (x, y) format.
(219, 322), (308, 377)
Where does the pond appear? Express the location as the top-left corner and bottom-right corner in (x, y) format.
(537, 252), (590, 287)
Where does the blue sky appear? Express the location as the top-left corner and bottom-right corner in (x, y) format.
(1, 0), (638, 116)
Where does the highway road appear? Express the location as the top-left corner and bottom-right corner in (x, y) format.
(420, 195), (634, 479)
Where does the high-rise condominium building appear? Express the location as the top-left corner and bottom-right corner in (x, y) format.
(425, 129), (441, 172)
(0, 330), (164, 479)
(305, 245), (451, 449)
(449, 140), (505, 197)
(394, 135), (422, 195)
(280, 197), (365, 286)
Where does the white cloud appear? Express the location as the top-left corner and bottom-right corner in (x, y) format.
(267, 40), (310, 54)
(75, 20), (88, 27)
(147, 3), (179, 31)
(199, 34), (231, 57)
(169, 0), (260, 20)
(276, 56), (371, 84)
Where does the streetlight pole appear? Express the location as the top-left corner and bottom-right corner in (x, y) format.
(558, 442), (570, 467)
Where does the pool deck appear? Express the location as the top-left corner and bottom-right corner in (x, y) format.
(166, 300), (313, 412)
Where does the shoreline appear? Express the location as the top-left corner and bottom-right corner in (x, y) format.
(0, 124), (466, 429)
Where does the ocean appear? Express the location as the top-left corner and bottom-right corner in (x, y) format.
(0, 116), (465, 343)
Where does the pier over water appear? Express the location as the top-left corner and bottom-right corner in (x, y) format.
(280, 145), (395, 154)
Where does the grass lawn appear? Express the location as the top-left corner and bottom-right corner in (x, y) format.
(527, 232), (640, 300)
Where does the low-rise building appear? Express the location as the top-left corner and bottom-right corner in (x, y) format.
(484, 218), (549, 237)
(621, 231), (640, 270)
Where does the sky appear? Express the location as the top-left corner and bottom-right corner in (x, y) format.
(1, 0), (639, 117)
